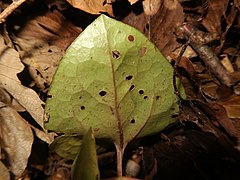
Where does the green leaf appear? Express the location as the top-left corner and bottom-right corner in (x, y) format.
(50, 135), (108, 160)
(45, 14), (184, 150)
(71, 128), (100, 180)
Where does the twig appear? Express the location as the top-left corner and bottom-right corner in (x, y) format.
(173, 40), (190, 100)
(0, 0), (27, 24)
(175, 23), (234, 87)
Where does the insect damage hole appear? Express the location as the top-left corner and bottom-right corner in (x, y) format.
(126, 75), (133, 80)
(128, 35), (135, 42)
(129, 85), (135, 91)
(99, 91), (107, 96)
(144, 96), (148, 99)
(80, 106), (85, 110)
(156, 96), (160, 100)
(112, 50), (120, 59)
(130, 119), (135, 124)
(139, 89), (144, 95)
(47, 94), (52, 98)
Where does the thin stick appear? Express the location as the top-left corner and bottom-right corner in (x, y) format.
(173, 40), (190, 100)
(0, 0), (27, 24)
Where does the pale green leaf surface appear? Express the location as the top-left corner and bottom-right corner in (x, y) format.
(45, 14), (184, 147)
(71, 128), (100, 180)
(50, 135), (107, 160)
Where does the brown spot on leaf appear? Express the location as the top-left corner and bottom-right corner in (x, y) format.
(139, 47), (147, 57)
(128, 35), (135, 42)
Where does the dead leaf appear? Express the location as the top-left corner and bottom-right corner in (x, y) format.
(17, 41), (63, 91)
(66, 0), (114, 16)
(0, 102), (33, 177)
(16, 10), (82, 51)
(0, 161), (10, 180)
(202, 0), (230, 33)
(219, 95), (240, 118)
(142, 0), (161, 16)
(123, 0), (184, 56)
(0, 36), (45, 129)
(31, 126), (56, 144)
(128, 0), (139, 5)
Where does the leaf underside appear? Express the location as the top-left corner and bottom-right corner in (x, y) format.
(45, 14), (184, 148)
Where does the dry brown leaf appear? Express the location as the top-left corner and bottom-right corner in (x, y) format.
(66, 0), (114, 16)
(0, 36), (45, 129)
(17, 39), (63, 91)
(128, 0), (139, 5)
(202, 0), (230, 33)
(123, 0), (184, 56)
(0, 161), (10, 180)
(16, 10), (82, 51)
(219, 95), (240, 118)
(142, 0), (161, 16)
(0, 102), (33, 177)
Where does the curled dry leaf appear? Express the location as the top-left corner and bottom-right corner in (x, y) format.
(0, 36), (45, 129)
(0, 102), (33, 177)
(66, 0), (114, 16)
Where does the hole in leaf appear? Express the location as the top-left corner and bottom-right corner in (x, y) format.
(139, 47), (147, 57)
(145, 23), (149, 30)
(130, 119), (135, 124)
(99, 91), (107, 96)
(126, 75), (133, 80)
(129, 85), (135, 91)
(171, 114), (178, 118)
(79, 96), (82, 99)
(48, 49), (52, 53)
(156, 96), (160, 100)
(144, 96), (148, 99)
(112, 50), (120, 59)
(139, 89), (144, 95)
(80, 106), (85, 110)
(47, 94), (52, 98)
(128, 35), (134, 42)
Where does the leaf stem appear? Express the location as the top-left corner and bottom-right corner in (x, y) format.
(115, 144), (126, 177)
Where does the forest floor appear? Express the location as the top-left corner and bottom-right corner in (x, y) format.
(0, 0), (240, 179)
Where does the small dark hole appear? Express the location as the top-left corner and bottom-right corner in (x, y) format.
(126, 75), (133, 80)
(156, 96), (160, 100)
(79, 96), (82, 99)
(144, 96), (148, 99)
(47, 94), (52, 98)
(48, 49), (52, 53)
(128, 35), (134, 42)
(112, 50), (120, 59)
(80, 106), (85, 110)
(145, 23), (149, 30)
(130, 119), (135, 124)
(171, 114), (178, 118)
(129, 85), (135, 91)
(99, 91), (107, 96)
(139, 90), (144, 95)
